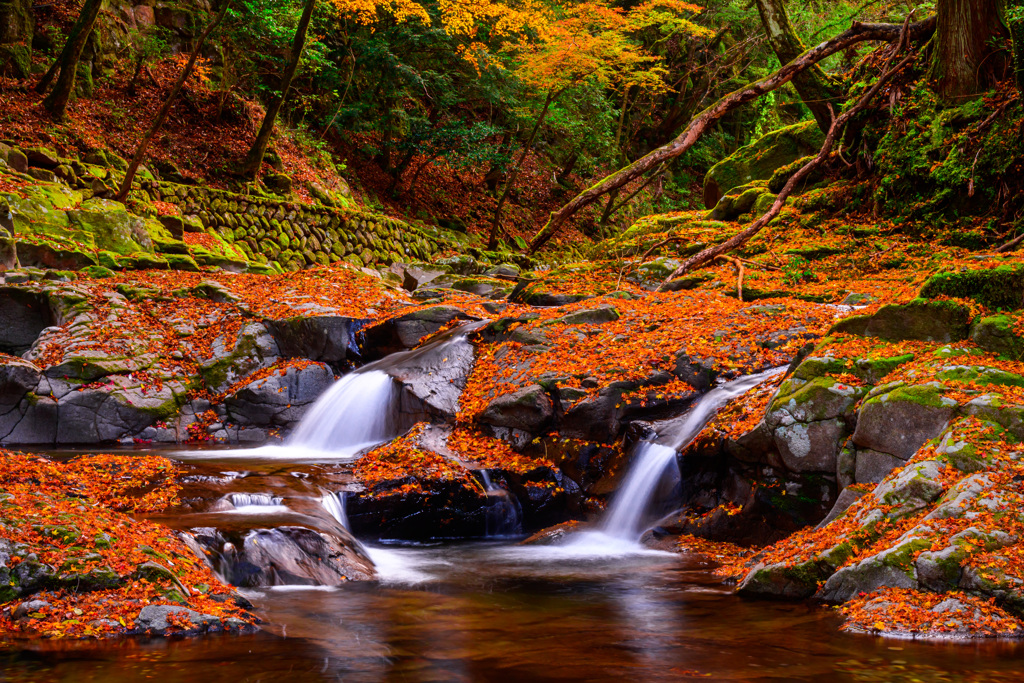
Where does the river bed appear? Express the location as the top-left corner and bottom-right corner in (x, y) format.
(4, 535), (1024, 681)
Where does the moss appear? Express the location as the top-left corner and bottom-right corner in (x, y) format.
(704, 121), (824, 206)
(882, 384), (952, 409)
(831, 298), (973, 343)
(920, 265), (1024, 310)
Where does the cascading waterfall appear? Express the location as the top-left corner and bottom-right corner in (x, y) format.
(321, 491), (349, 529)
(287, 370), (399, 456)
(595, 367), (786, 543)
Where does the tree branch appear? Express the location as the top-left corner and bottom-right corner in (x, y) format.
(526, 15), (936, 254)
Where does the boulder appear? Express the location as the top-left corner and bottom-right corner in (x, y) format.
(385, 331), (478, 419)
(359, 306), (478, 359)
(832, 299), (974, 343)
(479, 384), (555, 435)
(224, 362), (334, 428)
(267, 316), (366, 365)
(703, 121), (824, 208)
(852, 385), (957, 460)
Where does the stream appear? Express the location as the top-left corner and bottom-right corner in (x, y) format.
(3, 506), (1023, 682)
(3, 348), (1024, 681)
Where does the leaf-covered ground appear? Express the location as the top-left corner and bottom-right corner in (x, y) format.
(0, 451), (256, 641)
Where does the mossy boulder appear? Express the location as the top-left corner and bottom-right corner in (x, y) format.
(68, 198), (154, 255)
(709, 180), (774, 221)
(831, 299), (974, 343)
(852, 385), (957, 460)
(703, 120), (824, 208)
(970, 314), (1024, 360)
(920, 265), (1024, 310)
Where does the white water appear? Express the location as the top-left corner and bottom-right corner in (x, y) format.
(287, 369), (400, 457)
(560, 367), (786, 554)
(321, 491), (349, 529)
(180, 322), (486, 463)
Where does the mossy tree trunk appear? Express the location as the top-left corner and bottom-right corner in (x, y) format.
(40, 0), (102, 120)
(240, 0), (316, 180)
(1010, 1), (1024, 91)
(0, 0), (33, 77)
(754, 0), (839, 134)
(929, 0), (1008, 102)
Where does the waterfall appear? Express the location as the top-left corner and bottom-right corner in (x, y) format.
(597, 367), (785, 542)
(479, 470), (521, 538)
(321, 491), (349, 529)
(288, 370), (399, 456)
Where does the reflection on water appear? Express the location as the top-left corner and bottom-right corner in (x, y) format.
(4, 542), (1024, 683)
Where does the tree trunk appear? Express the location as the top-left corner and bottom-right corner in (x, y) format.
(754, 0), (839, 133)
(240, 0), (316, 180)
(483, 129), (512, 192)
(1009, 1), (1024, 91)
(40, 0), (102, 119)
(488, 89), (557, 250)
(116, 1), (231, 202)
(526, 17), (937, 254)
(929, 0), (1007, 101)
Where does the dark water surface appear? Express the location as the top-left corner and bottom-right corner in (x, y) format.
(4, 542), (1024, 683)
(3, 447), (1024, 682)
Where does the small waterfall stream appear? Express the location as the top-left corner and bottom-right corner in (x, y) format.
(581, 367), (786, 547)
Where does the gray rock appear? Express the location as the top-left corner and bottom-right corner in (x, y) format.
(480, 384), (554, 435)
(816, 531), (930, 602)
(13, 599), (52, 620)
(267, 316), (365, 364)
(359, 306), (478, 359)
(816, 485), (869, 530)
(233, 527), (375, 586)
(774, 418), (846, 473)
(225, 363), (334, 428)
(385, 330), (477, 419)
(551, 305), (620, 326)
(854, 448), (906, 484)
(872, 460), (946, 517)
(852, 386), (956, 460)
(135, 604), (221, 633)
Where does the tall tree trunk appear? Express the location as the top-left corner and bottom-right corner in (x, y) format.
(754, 0), (839, 133)
(929, 0), (1007, 101)
(487, 89), (557, 250)
(116, 1), (231, 202)
(240, 0), (316, 180)
(40, 0), (102, 120)
(1009, 1), (1024, 91)
(483, 130), (512, 193)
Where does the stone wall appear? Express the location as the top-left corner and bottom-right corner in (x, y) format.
(148, 182), (443, 270)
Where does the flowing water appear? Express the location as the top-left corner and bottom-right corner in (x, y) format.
(6, 369), (1023, 681)
(4, 538), (1023, 682)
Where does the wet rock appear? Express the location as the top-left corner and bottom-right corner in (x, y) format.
(224, 362), (334, 428)
(359, 306), (478, 359)
(267, 316), (366, 364)
(0, 287), (55, 354)
(135, 604), (222, 633)
(385, 330), (477, 419)
(479, 384), (554, 434)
